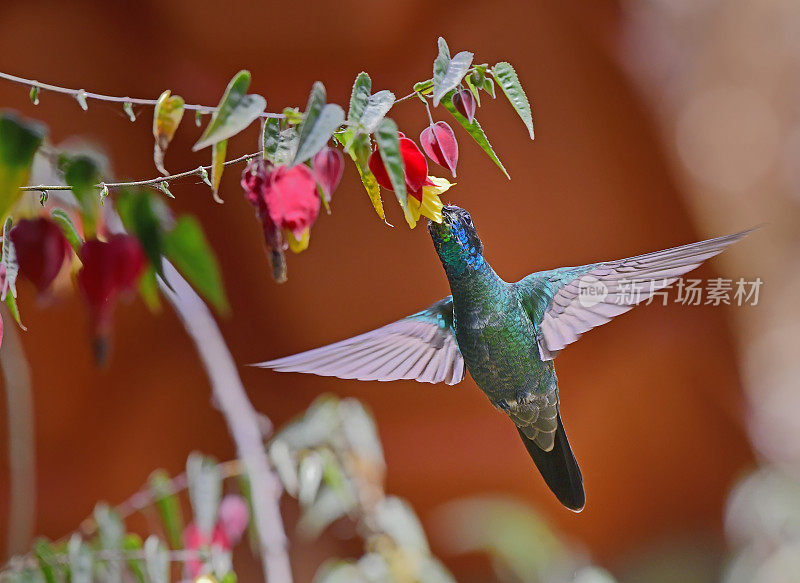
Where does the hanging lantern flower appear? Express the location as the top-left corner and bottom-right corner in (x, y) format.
(10, 217), (70, 294)
(77, 235), (145, 361)
(367, 133), (429, 199)
(406, 176), (454, 228)
(312, 146), (344, 203)
(452, 89), (477, 123)
(420, 121), (459, 177)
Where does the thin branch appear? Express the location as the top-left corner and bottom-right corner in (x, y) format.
(1, 306), (35, 560)
(160, 262), (292, 583)
(20, 152), (260, 192)
(0, 71), (283, 119)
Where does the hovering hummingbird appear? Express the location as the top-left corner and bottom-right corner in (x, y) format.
(255, 205), (752, 511)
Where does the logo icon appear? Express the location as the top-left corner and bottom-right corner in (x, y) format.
(577, 275), (608, 308)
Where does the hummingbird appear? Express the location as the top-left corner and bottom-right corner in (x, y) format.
(255, 205), (752, 511)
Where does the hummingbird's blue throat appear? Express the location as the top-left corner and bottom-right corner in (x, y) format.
(429, 207), (485, 276)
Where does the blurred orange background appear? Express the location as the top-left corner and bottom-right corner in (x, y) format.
(2, 1), (784, 581)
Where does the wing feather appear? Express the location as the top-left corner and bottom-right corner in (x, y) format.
(253, 297), (465, 385)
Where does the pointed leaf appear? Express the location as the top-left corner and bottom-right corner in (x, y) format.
(33, 538), (60, 583)
(432, 37), (473, 107)
(298, 82), (326, 139)
(122, 534), (146, 583)
(29, 86), (39, 105)
(94, 503), (124, 583)
(275, 128), (299, 166)
(443, 92), (509, 178)
(163, 216), (229, 313)
(355, 164), (384, 221)
(62, 155), (101, 238)
(144, 536), (170, 583)
(137, 265), (162, 312)
(68, 535), (93, 583)
(149, 470), (184, 549)
(374, 119), (408, 216)
(123, 101), (136, 122)
(491, 62), (534, 139)
(2, 217), (18, 301)
(50, 208), (82, 253)
(348, 72), (372, 122)
(186, 452), (222, 537)
(152, 90), (185, 175)
(298, 451), (324, 507)
(0, 112), (45, 220)
(211, 140), (227, 203)
(115, 190), (166, 282)
(358, 90), (395, 135)
(292, 104), (345, 166)
(5, 293), (24, 330)
(262, 118), (280, 163)
(193, 71), (266, 151)
(75, 90), (88, 110)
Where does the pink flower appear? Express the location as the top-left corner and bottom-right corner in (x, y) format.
(452, 89), (477, 124)
(10, 218), (69, 294)
(217, 495), (250, 545)
(182, 495), (249, 579)
(312, 147), (344, 203)
(367, 132), (430, 200)
(183, 522), (230, 579)
(420, 121), (459, 177)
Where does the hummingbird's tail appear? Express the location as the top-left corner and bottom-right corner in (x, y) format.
(517, 414), (585, 512)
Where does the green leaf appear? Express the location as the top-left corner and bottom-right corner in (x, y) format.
(5, 292), (24, 330)
(464, 74), (481, 107)
(123, 101), (136, 122)
(211, 140), (227, 203)
(50, 208), (82, 253)
(274, 127), (299, 166)
(443, 92), (509, 179)
(148, 470), (184, 549)
(137, 266), (161, 312)
(122, 534), (146, 583)
(144, 536), (169, 583)
(483, 77), (495, 98)
(33, 538), (60, 583)
(358, 90), (395, 135)
(282, 107), (304, 125)
(237, 473), (260, 555)
(153, 91), (185, 175)
(491, 62), (534, 139)
(413, 79), (433, 95)
(0, 112), (46, 220)
(75, 90), (88, 111)
(193, 70), (266, 151)
(186, 452), (222, 537)
(68, 534), (93, 583)
(29, 86), (39, 105)
(432, 37), (474, 107)
(355, 164), (384, 221)
(298, 451), (324, 508)
(262, 117), (280, 163)
(374, 118), (408, 220)
(292, 104), (345, 166)
(2, 217), (19, 301)
(163, 216), (229, 314)
(116, 189), (166, 281)
(299, 82), (326, 137)
(347, 72), (371, 122)
(62, 154), (101, 238)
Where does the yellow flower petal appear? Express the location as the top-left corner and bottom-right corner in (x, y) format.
(286, 228), (310, 253)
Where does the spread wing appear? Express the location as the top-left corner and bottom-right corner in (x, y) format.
(515, 229), (754, 360)
(252, 297), (464, 385)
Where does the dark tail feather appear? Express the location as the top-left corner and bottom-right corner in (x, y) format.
(517, 414), (585, 512)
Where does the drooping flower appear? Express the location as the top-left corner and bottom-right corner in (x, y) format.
(406, 176), (454, 228)
(367, 133), (429, 199)
(312, 147), (344, 203)
(77, 235), (145, 359)
(182, 495), (249, 579)
(420, 121), (458, 177)
(10, 217), (70, 294)
(452, 89), (477, 123)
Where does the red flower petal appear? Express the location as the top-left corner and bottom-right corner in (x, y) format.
(419, 122), (458, 178)
(399, 137), (429, 198)
(452, 89), (476, 124)
(263, 164), (320, 239)
(312, 147), (344, 201)
(368, 147), (393, 190)
(10, 217), (69, 294)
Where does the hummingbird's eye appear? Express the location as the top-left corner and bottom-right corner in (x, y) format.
(464, 213), (472, 226)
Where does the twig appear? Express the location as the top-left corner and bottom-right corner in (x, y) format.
(0, 71), (283, 119)
(1, 306), (35, 560)
(160, 262), (292, 583)
(20, 152), (260, 192)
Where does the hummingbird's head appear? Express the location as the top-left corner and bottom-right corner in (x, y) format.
(428, 205), (484, 275)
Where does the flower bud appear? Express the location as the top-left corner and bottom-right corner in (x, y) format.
(452, 89), (477, 124)
(312, 147), (344, 202)
(420, 121), (459, 178)
(10, 217), (69, 294)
